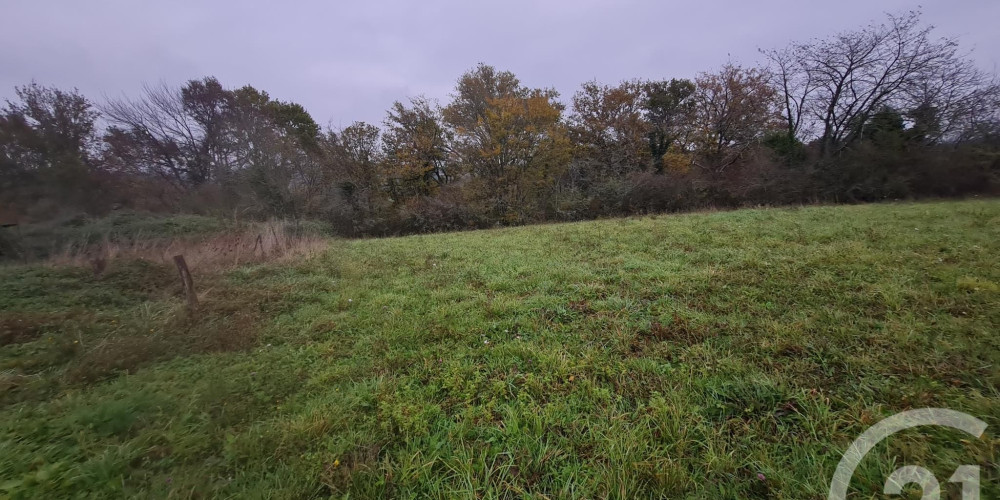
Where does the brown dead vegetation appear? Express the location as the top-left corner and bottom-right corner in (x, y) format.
(42, 220), (329, 273)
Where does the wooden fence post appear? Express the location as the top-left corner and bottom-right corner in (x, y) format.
(253, 234), (263, 255)
(173, 254), (198, 311)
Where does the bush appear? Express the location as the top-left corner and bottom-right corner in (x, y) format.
(624, 171), (700, 213)
(393, 186), (484, 234)
(585, 177), (631, 217)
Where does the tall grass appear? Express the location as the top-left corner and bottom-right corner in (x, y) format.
(35, 219), (330, 272)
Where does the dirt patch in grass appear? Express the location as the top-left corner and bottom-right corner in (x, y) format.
(65, 335), (172, 383)
(0, 312), (54, 346)
(630, 314), (709, 355)
(63, 285), (274, 384)
(320, 443), (383, 495)
(567, 299), (594, 314)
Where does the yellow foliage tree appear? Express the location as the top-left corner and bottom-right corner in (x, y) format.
(444, 65), (571, 222)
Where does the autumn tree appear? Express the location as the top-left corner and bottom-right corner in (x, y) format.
(5, 11), (998, 236)
(689, 64), (781, 173)
(568, 80), (650, 180)
(181, 77), (232, 176)
(326, 121), (384, 218)
(381, 97), (451, 200)
(224, 85), (324, 218)
(643, 79), (696, 173)
(0, 83), (103, 214)
(103, 78), (325, 217)
(444, 64), (571, 222)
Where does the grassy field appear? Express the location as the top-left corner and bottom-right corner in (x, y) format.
(1, 200), (998, 499)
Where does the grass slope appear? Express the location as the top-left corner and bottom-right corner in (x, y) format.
(1, 200), (999, 499)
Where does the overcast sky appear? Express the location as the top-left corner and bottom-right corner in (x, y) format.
(2, 0), (998, 128)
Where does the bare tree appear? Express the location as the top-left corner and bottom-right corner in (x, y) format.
(102, 79), (227, 188)
(904, 54), (1000, 145)
(769, 11), (995, 156)
(761, 47), (816, 141)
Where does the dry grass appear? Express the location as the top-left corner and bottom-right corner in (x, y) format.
(0, 219), (331, 394)
(61, 284), (285, 384)
(43, 219), (330, 273)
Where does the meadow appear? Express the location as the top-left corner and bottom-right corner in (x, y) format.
(1, 200), (998, 499)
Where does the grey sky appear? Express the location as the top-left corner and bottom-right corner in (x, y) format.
(2, 0), (998, 128)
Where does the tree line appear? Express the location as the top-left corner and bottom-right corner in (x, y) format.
(2, 11), (998, 235)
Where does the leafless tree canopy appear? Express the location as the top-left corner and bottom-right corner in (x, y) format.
(764, 11), (999, 156)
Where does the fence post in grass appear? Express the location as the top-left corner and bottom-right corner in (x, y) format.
(253, 234), (263, 255)
(90, 255), (107, 278)
(173, 254), (198, 311)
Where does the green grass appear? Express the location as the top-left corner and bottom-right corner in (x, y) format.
(1, 200), (998, 498)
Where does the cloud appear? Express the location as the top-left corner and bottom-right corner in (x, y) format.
(2, 0), (997, 126)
